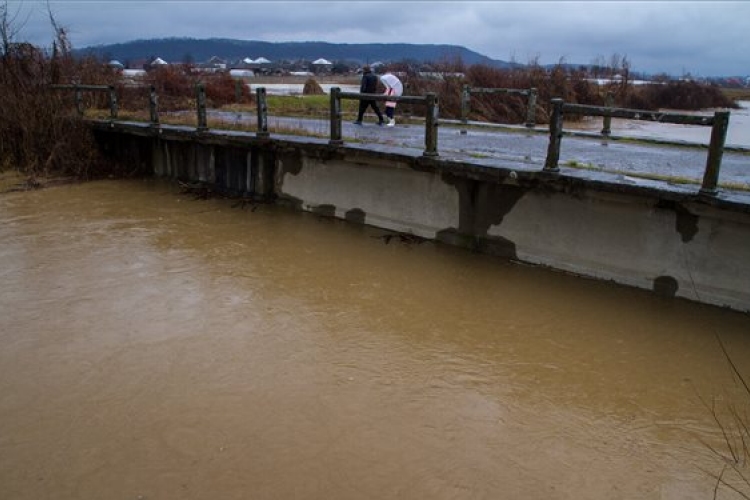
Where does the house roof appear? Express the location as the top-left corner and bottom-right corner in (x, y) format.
(312, 58), (332, 65)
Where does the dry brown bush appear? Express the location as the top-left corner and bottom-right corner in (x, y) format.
(0, 42), (122, 180)
(302, 78), (325, 95)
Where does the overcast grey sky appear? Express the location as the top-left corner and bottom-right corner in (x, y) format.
(9, 0), (750, 76)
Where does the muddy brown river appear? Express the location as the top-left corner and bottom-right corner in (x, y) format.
(1, 179), (749, 499)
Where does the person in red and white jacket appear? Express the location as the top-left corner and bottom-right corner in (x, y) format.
(380, 73), (403, 127)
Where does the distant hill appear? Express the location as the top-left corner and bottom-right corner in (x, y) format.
(74, 37), (515, 68)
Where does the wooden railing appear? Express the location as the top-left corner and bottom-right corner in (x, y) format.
(460, 85), (538, 133)
(53, 84), (735, 196)
(50, 84), (118, 119)
(330, 88), (439, 157)
(543, 98), (731, 196)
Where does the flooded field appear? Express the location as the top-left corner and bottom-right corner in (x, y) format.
(1, 179), (749, 499)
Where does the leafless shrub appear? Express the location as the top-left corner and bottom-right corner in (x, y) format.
(0, 1), (129, 181)
(700, 335), (750, 499)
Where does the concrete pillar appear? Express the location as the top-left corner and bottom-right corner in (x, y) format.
(525, 88), (537, 128)
(601, 91), (614, 136)
(256, 87), (269, 138)
(700, 111), (730, 196)
(460, 85), (471, 135)
(329, 87), (343, 146)
(108, 85), (118, 119)
(149, 86), (159, 126)
(423, 93), (439, 157)
(544, 98), (564, 172)
(196, 83), (208, 131)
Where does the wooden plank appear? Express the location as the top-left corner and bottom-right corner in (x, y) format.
(469, 88), (530, 96)
(563, 103), (714, 126)
(339, 92), (427, 105)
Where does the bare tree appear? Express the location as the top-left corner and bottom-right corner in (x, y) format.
(46, 0), (70, 57)
(1, 0), (30, 57)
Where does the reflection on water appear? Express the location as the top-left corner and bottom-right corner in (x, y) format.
(1, 179), (749, 499)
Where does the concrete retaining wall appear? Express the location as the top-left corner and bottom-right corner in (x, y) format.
(93, 123), (750, 313)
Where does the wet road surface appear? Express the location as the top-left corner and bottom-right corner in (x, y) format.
(208, 110), (750, 191)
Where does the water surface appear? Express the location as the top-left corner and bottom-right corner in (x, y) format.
(1, 179), (749, 499)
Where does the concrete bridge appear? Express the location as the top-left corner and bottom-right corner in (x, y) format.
(89, 110), (750, 314)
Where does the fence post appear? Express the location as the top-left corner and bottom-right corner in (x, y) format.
(460, 84), (471, 135)
(108, 85), (118, 119)
(149, 85), (159, 126)
(699, 111), (730, 196)
(525, 88), (537, 128)
(423, 92), (439, 157)
(601, 91), (614, 136)
(256, 87), (269, 138)
(329, 87), (343, 146)
(544, 98), (564, 172)
(74, 84), (84, 116)
(196, 83), (208, 131)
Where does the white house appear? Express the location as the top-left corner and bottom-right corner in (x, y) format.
(230, 69), (255, 79)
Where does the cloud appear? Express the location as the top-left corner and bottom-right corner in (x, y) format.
(12, 0), (750, 76)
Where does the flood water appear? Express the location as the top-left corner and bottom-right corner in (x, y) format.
(1, 179), (749, 500)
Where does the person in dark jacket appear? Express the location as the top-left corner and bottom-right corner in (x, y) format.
(353, 65), (384, 125)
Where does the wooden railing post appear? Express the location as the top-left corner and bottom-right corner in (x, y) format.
(544, 98), (564, 172)
(196, 83), (208, 131)
(108, 85), (118, 119)
(256, 87), (269, 138)
(329, 87), (343, 146)
(460, 84), (471, 135)
(525, 88), (537, 128)
(74, 84), (84, 116)
(424, 92), (439, 157)
(700, 111), (730, 196)
(601, 91), (614, 136)
(149, 85), (159, 126)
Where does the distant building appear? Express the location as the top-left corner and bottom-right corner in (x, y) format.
(311, 58), (333, 74)
(229, 69), (255, 79)
(206, 56), (227, 70)
(241, 56), (274, 75)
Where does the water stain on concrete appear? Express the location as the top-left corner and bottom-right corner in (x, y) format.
(440, 174), (527, 258)
(345, 208), (366, 225)
(656, 199), (699, 243)
(653, 275), (679, 297)
(311, 204), (336, 218)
